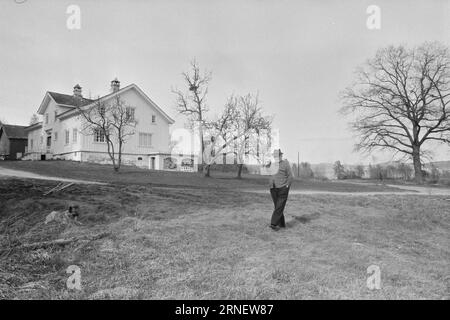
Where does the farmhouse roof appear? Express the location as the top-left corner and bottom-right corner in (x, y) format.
(47, 92), (94, 107)
(56, 83), (175, 124)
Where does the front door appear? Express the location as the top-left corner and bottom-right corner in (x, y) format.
(46, 135), (51, 152)
(151, 157), (155, 170)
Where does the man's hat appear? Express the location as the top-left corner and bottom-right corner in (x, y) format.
(273, 149), (283, 156)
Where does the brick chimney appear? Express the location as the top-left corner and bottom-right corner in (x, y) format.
(73, 84), (82, 98)
(111, 78), (120, 93)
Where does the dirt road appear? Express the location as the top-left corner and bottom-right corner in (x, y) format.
(245, 182), (450, 196)
(0, 167), (105, 185)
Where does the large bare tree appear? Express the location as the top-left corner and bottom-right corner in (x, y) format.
(341, 42), (450, 183)
(173, 60), (211, 171)
(76, 95), (137, 172)
(205, 93), (272, 178)
(203, 95), (240, 177)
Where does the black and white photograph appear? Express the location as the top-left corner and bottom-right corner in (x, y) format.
(0, 0), (449, 307)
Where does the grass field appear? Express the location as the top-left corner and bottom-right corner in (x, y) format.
(0, 160), (407, 192)
(0, 161), (449, 299)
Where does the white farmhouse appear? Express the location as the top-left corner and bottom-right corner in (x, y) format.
(24, 79), (197, 171)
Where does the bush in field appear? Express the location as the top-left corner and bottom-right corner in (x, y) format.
(429, 165), (441, 183)
(423, 165), (442, 184)
(299, 162), (314, 179)
(368, 164), (386, 180)
(334, 161), (362, 180)
(311, 164), (330, 180)
(355, 165), (365, 178)
(397, 163), (413, 180)
(334, 161), (346, 180)
(346, 170), (360, 179)
(292, 162), (315, 179)
(438, 171), (450, 186)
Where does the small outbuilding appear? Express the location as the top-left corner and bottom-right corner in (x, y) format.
(0, 124), (28, 160)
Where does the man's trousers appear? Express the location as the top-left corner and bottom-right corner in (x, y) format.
(270, 186), (289, 228)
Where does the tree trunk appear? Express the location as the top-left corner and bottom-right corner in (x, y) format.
(198, 119), (204, 167)
(110, 155), (117, 172)
(204, 164), (211, 177)
(116, 141), (122, 172)
(106, 138), (118, 172)
(412, 145), (423, 184)
(237, 164), (243, 179)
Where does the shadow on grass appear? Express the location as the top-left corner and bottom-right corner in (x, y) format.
(286, 212), (321, 228)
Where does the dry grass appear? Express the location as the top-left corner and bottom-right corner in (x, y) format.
(0, 162), (449, 300)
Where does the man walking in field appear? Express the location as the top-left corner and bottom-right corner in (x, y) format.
(267, 149), (294, 231)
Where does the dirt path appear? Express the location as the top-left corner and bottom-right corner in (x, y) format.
(244, 183), (450, 196)
(0, 167), (106, 185)
(337, 180), (450, 196)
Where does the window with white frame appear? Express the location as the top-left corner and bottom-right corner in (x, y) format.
(152, 115), (156, 123)
(94, 128), (105, 142)
(54, 132), (58, 141)
(45, 113), (49, 124)
(30, 139), (33, 150)
(73, 128), (78, 143)
(126, 107), (135, 121)
(139, 132), (152, 147)
(65, 130), (70, 145)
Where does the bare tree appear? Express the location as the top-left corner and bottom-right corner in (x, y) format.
(341, 42), (450, 183)
(333, 160), (346, 180)
(203, 95), (240, 177)
(397, 162), (413, 180)
(76, 95), (137, 172)
(298, 162), (314, 179)
(355, 165), (365, 178)
(173, 60), (211, 171)
(206, 93), (272, 178)
(29, 114), (39, 125)
(234, 93), (272, 178)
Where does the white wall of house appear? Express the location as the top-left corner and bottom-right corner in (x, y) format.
(27, 126), (44, 154)
(78, 88), (170, 156)
(26, 98), (83, 159)
(54, 115), (83, 161)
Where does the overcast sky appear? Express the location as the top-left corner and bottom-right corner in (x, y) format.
(1, 0), (449, 164)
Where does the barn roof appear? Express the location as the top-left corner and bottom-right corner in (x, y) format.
(0, 124), (28, 139)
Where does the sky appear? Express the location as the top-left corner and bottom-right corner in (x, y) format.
(1, 0), (449, 164)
